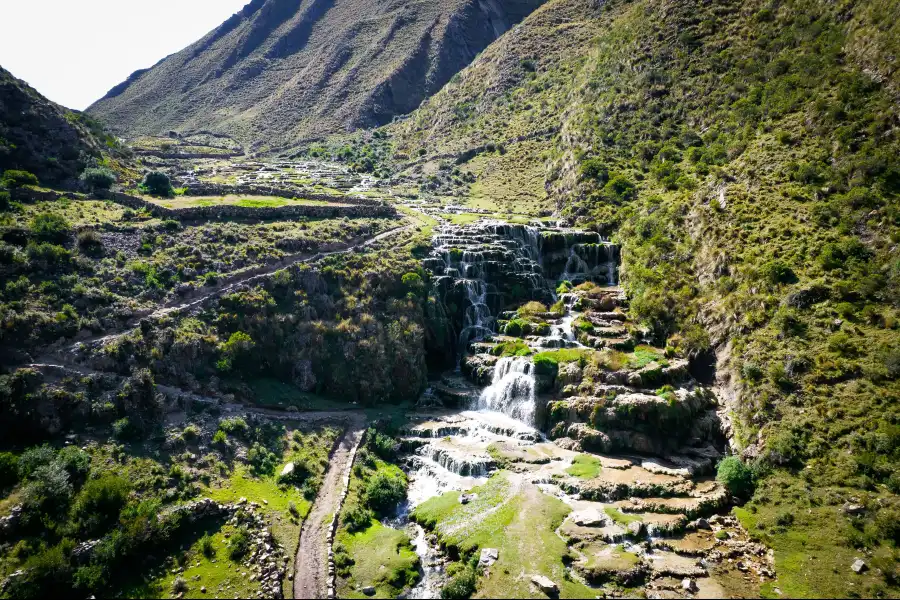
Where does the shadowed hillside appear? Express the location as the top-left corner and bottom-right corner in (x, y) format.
(0, 66), (110, 186)
(88, 0), (546, 150)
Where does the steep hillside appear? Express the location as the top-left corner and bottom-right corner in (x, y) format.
(88, 0), (546, 150)
(0, 66), (108, 186)
(392, 0), (900, 596)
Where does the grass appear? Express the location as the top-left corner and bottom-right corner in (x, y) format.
(734, 472), (896, 599)
(441, 213), (483, 226)
(565, 454), (602, 479)
(153, 195), (348, 209)
(248, 378), (357, 411)
(335, 521), (419, 599)
(412, 473), (597, 598)
(604, 507), (644, 527)
(129, 521), (261, 599)
(627, 345), (668, 369)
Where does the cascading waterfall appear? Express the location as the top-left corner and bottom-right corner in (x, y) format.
(478, 357), (537, 426)
(457, 280), (493, 359)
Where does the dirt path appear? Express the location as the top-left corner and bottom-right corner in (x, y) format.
(294, 415), (367, 599)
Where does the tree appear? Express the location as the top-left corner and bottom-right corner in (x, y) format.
(140, 171), (174, 197)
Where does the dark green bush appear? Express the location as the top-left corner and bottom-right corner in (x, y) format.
(364, 472), (406, 515)
(76, 230), (103, 255)
(140, 171), (174, 197)
(26, 242), (70, 268)
(441, 565), (477, 600)
(56, 446), (91, 483)
(112, 417), (136, 440)
(1, 169), (38, 189)
(760, 260), (796, 285)
(579, 158), (609, 183)
(71, 475), (131, 535)
(369, 430), (399, 461)
(18, 445), (57, 479)
(227, 528), (251, 560)
(342, 505), (373, 533)
(716, 456), (755, 499)
(0, 190), (10, 211)
(29, 213), (72, 243)
(79, 167), (116, 191)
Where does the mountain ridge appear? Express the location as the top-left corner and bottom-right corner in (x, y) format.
(88, 0), (547, 149)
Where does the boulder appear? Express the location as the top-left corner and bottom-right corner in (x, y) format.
(280, 463), (295, 478)
(362, 585), (376, 596)
(851, 559), (867, 574)
(479, 548), (499, 568)
(682, 578), (698, 592)
(531, 574), (559, 596)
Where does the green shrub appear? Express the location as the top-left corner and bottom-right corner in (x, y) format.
(227, 528), (250, 560)
(56, 447), (91, 483)
(369, 430), (399, 461)
(1, 169), (38, 188)
(342, 505), (373, 533)
(579, 158), (609, 183)
(716, 456), (755, 499)
(71, 475), (131, 535)
(218, 417), (248, 436)
(401, 272), (425, 295)
(140, 171), (174, 197)
(29, 213), (72, 243)
(76, 230), (103, 255)
(759, 260), (796, 285)
(18, 445), (57, 479)
(199, 533), (216, 558)
(112, 417), (136, 440)
(0, 190), (9, 211)
(247, 442), (278, 475)
(364, 472), (406, 515)
(26, 242), (70, 267)
(80, 167), (116, 191)
(212, 430), (227, 446)
(441, 565), (477, 599)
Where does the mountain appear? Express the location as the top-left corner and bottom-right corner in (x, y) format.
(87, 0), (547, 150)
(391, 0), (900, 596)
(0, 66), (107, 186)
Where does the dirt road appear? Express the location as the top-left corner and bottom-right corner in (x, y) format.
(293, 414), (367, 599)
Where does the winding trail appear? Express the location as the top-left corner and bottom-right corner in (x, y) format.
(53, 218), (416, 357)
(294, 415), (367, 599)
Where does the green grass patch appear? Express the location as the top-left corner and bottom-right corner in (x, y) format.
(412, 473), (597, 598)
(604, 507), (644, 526)
(128, 521), (261, 599)
(334, 521), (419, 598)
(565, 454), (602, 479)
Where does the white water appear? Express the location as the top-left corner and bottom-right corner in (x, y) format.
(457, 279), (493, 360)
(477, 357), (537, 426)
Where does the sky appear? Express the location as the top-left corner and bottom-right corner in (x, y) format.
(0, 0), (250, 111)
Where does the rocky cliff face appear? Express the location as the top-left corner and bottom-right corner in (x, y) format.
(0, 66), (103, 186)
(88, 0), (546, 149)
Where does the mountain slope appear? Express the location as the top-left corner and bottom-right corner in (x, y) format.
(0, 66), (107, 186)
(391, 0), (900, 596)
(88, 0), (546, 150)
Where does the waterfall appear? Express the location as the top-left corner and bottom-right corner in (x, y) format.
(457, 280), (493, 355)
(478, 357), (537, 426)
(607, 245), (619, 285)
